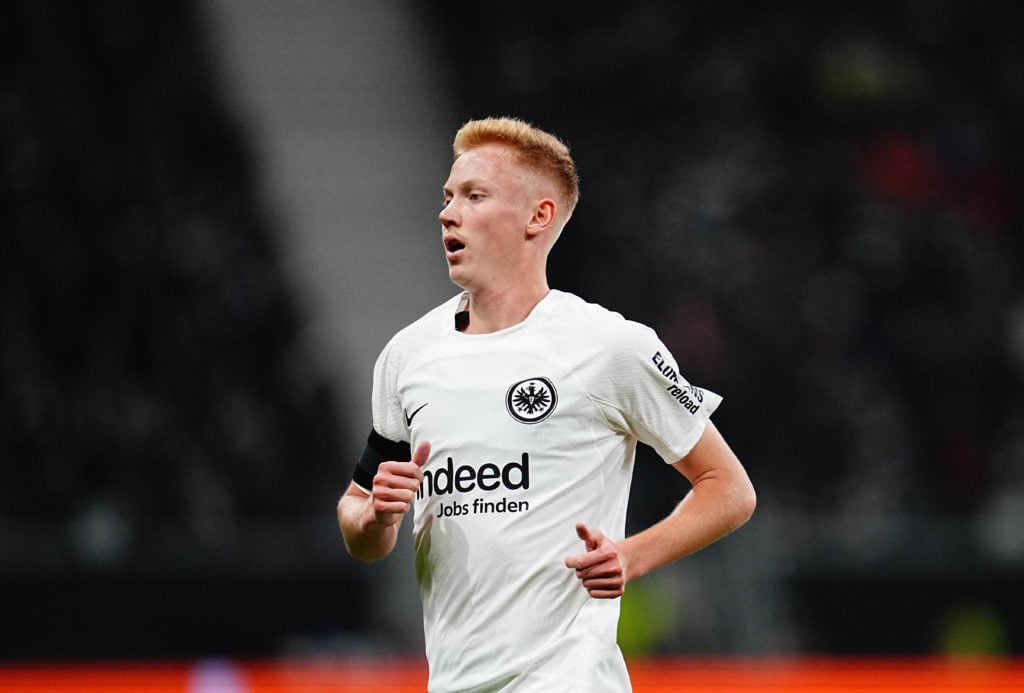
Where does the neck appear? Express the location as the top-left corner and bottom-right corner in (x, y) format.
(461, 280), (550, 334)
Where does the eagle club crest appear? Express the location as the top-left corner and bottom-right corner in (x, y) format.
(506, 377), (557, 424)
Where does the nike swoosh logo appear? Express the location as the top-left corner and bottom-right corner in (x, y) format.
(404, 403), (429, 426)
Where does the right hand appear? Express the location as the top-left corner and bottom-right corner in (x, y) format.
(370, 441), (431, 526)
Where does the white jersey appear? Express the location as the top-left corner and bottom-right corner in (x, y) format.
(364, 290), (721, 692)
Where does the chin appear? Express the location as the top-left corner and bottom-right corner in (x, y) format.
(447, 268), (477, 292)
(447, 267), (468, 288)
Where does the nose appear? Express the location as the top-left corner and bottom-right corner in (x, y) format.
(439, 200), (456, 228)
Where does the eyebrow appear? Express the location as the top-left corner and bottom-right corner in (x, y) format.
(443, 178), (488, 196)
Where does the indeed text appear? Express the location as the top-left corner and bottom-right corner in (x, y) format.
(417, 453), (530, 500)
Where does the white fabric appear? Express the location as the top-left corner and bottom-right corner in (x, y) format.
(370, 290), (721, 692)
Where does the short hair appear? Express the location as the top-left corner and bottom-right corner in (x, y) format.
(452, 117), (580, 221)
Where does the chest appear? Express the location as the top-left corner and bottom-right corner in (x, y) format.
(397, 344), (596, 455)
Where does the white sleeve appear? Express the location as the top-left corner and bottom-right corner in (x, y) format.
(588, 321), (721, 463)
(370, 340), (410, 445)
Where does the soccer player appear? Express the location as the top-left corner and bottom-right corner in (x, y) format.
(338, 117), (756, 691)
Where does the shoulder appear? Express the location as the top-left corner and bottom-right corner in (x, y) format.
(540, 290), (658, 349)
(376, 292), (464, 367)
(528, 292), (666, 391)
(387, 292), (463, 345)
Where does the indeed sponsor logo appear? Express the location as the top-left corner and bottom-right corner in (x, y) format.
(438, 496), (529, 517)
(417, 453), (530, 500)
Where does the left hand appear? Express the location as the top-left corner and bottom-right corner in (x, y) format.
(564, 523), (628, 599)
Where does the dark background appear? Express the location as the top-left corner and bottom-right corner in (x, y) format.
(2, 0), (1022, 660)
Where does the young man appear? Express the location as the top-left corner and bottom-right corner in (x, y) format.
(338, 117), (756, 691)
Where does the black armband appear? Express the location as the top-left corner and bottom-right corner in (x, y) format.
(353, 429), (412, 490)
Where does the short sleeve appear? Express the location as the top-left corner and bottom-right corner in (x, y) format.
(589, 322), (721, 463)
(370, 339), (411, 446)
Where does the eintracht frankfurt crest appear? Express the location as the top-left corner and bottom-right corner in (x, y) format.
(506, 377), (557, 424)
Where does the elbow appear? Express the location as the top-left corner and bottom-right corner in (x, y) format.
(341, 525), (392, 564)
(337, 495), (396, 564)
(339, 519), (391, 564)
(736, 478), (757, 527)
(337, 497), (375, 563)
(345, 540), (387, 564)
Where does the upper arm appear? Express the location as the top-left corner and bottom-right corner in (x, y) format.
(671, 421), (746, 486)
(587, 322), (723, 463)
(671, 421), (755, 516)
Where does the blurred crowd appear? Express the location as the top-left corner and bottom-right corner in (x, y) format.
(432, 1), (1024, 532)
(2, 0), (1023, 573)
(1, 1), (345, 537)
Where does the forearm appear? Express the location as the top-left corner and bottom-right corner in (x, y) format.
(618, 468), (755, 580)
(337, 492), (400, 563)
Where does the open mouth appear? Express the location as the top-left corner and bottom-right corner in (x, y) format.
(444, 238), (465, 253)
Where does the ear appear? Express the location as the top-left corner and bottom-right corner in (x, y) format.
(525, 198), (557, 240)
